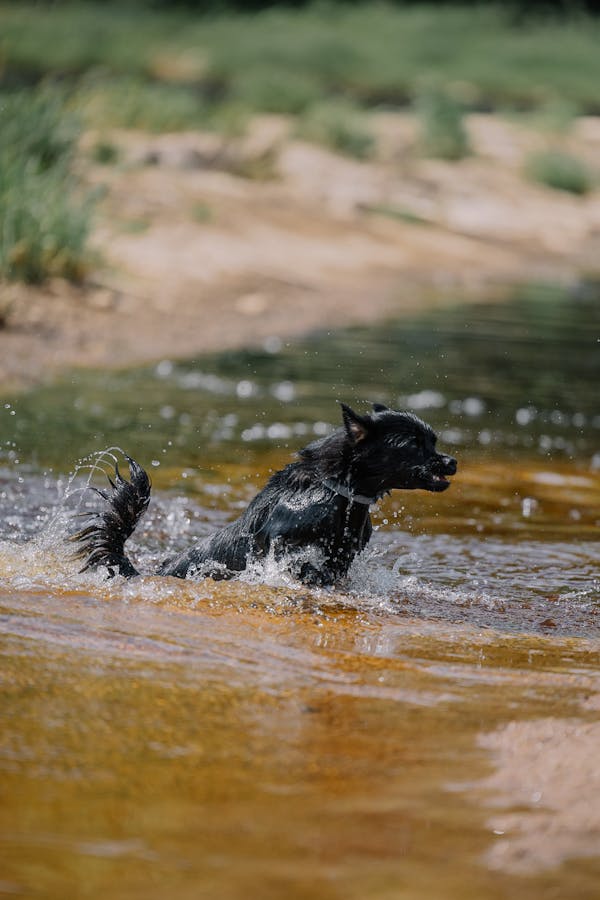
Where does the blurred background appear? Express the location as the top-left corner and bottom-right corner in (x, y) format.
(1, 0), (599, 294)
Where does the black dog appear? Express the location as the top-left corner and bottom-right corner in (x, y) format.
(71, 403), (457, 586)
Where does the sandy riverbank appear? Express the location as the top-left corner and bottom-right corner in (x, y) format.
(1, 112), (599, 390)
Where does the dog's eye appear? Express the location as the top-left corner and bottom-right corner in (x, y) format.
(411, 437), (431, 455)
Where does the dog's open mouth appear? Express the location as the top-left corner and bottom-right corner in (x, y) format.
(418, 470), (453, 492)
(418, 455), (457, 493)
(427, 473), (452, 491)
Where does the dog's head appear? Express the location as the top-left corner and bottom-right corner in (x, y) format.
(341, 402), (457, 496)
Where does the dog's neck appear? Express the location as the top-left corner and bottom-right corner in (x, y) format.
(321, 477), (377, 507)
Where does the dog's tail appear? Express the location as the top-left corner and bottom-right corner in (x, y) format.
(70, 455), (151, 578)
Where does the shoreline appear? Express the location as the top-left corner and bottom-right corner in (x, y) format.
(0, 263), (579, 394)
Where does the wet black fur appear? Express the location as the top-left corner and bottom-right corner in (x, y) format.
(71, 403), (457, 586)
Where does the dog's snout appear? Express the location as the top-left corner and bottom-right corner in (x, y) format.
(439, 454), (457, 475)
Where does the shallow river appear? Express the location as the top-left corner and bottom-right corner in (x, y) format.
(1, 288), (599, 899)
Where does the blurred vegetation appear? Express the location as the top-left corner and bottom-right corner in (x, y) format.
(2, 2), (600, 118)
(12, 1), (600, 16)
(0, 88), (95, 284)
(72, 74), (210, 132)
(415, 86), (470, 160)
(1, 1), (598, 284)
(525, 148), (594, 194)
(89, 138), (120, 165)
(296, 100), (375, 159)
(531, 96), (581, 134)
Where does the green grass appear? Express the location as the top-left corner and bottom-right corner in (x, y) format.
(530, 97), (581, 134)
(297, 101), (375, 160)
(0, 86), (78, 171)
(414, 86), (471, 160)
(0, 88), (95, 283)
(2, 2), (600, 124)
(525, 148), (593, 195)
(229, 67), (322, 115)
(71, 75), (209, 132)
(90, 139), (120, 165)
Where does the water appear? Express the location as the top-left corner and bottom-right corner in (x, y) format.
(0, 288), (599, 899)
(3, 284), (600, 470)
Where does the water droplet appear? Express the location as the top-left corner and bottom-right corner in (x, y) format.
(516, 406), (537, 426)
(263, 336), (282, 354)
(271, 381), (295, 402)
(236, 380), (255, 399)
(155, 359), (173, 378)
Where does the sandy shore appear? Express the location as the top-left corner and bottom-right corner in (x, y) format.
(1, 112), (599, 390)
(477, 711), (600, 875)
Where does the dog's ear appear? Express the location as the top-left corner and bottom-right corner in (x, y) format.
(372, 402), (389, 413)
(340, 403), (371, 443)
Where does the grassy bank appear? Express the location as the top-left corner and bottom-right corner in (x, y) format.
(1, 1), (598, 285)
(0, 89), (94, 283)
(2, 1), (600, 125)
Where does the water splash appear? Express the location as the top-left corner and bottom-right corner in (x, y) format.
(0, 460), (598, 637)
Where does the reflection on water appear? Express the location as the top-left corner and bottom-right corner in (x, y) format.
(0, 287), (599, 899)
(2, 285), (599, 470)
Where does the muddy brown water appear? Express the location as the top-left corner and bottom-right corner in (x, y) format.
(1, 289), (599, 898)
